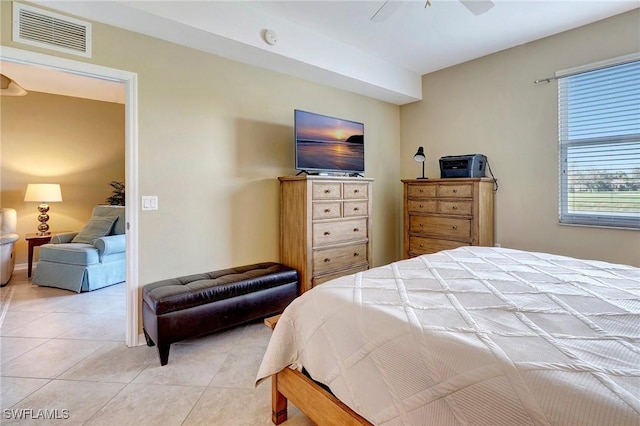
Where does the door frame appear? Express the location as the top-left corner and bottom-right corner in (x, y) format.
(1, 46), (140, 347)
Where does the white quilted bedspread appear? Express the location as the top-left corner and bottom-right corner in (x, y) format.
(256, 247), (640, 425)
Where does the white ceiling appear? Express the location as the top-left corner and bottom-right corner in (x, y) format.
(11, 1), (640, 105)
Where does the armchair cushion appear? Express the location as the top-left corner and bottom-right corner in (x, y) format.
(71, 216), (118, 244)
(39, 243), (100, 265)
(51, 232), (78, 244)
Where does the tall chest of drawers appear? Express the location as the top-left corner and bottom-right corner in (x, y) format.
(279, 175), (373, 293)
(402, 178), (494, 258)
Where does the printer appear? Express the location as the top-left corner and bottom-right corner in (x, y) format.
(439, 154), (487, 178)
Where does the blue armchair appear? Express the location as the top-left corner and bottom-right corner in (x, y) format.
(33, 205), (126, 292)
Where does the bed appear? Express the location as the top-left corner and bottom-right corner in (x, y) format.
(256, 247), (640, 425)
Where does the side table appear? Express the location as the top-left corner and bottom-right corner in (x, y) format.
(25, 233), (52, 278)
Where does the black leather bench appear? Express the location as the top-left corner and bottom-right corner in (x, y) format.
(142, 262), (298, 365)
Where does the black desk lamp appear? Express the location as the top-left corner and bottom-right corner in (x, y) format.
(413, 147), (427, 179)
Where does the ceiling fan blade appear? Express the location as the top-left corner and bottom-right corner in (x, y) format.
(371, 0), (402, 22)
(459, 0), (495, 15)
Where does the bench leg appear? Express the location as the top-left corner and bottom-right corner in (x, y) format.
(157, 344), (171, 366)
(143, 329), (155, 347)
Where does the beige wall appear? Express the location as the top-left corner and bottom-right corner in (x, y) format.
(1, 91), (125, 264)
(0, 2), (403, 288)
(400, 9), (640, 266)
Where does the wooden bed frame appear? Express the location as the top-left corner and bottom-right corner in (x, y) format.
(264, 314), (371, 425)
(271, 367), (371, 425)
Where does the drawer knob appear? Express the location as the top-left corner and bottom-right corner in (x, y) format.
(419, 204), (424, 208)
(324, 208), (331, 213)
(453, 189), (458, 193)
(419, 243), (424, 248)
(324, 231), (331, 236)
(353, 252), (359, 257)
(324, 258), (331, 263)
(324, 189), (331, 194)
(452, 225), (458, 230)
(452, 206), (458, 210)
(354, 189), (359, 193)
(419, 189), (424, 193)
(354, 207), (359, 212)
(353, 228), (359, 232)
(419, 223), (424, 227)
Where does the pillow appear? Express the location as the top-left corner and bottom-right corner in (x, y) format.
(71, 216), (118, 244)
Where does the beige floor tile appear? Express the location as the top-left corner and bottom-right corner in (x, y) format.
(182, 387), (272, 426)
(0, 311), (48, 333)
(57, 313), (126, 341)
(133, 343), (229, 386)
(1, 312), (99, 339)
(2, 379), (125, 425)
(208, 345), (269, 389)
(0, 336), (49, 363)
(59, 342), (157, 383)
(1, 339), (105, 379)
(85, 383), (204, 426)
(239, 321), (274, 347)
(0, 272), (313, 425)
(0, 377), (50, 409)
(180, 325), (244, 347)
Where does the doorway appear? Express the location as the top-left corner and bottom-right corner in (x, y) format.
(1, 46), (140, 347)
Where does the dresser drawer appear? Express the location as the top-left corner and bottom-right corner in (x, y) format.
(408, 199), (437, 214)
(313, 243), (368, 275)
(438, 200), (472, 216)
(343, 183), (368, 199)
(312, 182), (341, 200)
(409, 236), (469, 256)
(437, 183), (472, 198)
(312, 202), (342, 219)
(407, 184), (437, 198)
(344, 201), (368, 217)
(313, 264), (369, 287)
(409, 216), (471, 240)
(313, 218), (368, 246)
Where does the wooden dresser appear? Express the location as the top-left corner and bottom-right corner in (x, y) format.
(279, 175), (373, 293)
(402, 178), (494, 258)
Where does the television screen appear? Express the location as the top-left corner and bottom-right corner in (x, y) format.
(295, 109), (364, 174)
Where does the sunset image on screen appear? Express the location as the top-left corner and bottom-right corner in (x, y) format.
(295, 110), (364, 172)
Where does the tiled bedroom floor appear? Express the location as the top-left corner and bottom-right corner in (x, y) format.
(0, 269), (313, 425)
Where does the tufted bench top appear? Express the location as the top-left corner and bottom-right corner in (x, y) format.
(142, 262), (298, 315)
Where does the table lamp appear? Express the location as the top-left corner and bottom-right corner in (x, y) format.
(413, 147), (427, 179)
(24, 184), (63, 235)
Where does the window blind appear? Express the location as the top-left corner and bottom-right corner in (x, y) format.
(558, 59), (640, 229)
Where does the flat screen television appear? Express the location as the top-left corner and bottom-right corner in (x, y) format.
(295, 109), (365, 175)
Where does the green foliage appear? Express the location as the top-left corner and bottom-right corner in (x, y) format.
(106, 181), (125, 206)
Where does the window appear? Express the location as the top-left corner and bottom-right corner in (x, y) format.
(558, 56), (640, 229)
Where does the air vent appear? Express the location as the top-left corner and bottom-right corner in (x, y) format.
(13, 3), (91, 58)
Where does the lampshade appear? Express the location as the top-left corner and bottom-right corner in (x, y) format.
(413, 147), (426, 162)
(24, 184), (63, 235)
(24, 184), (63, 202)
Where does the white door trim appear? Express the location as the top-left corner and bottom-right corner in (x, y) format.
(1, 46), (140, 347)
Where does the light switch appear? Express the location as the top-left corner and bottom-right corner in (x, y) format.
(142, 196), (158, 211)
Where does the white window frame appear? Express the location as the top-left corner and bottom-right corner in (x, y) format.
(557, 53), (640, 230)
